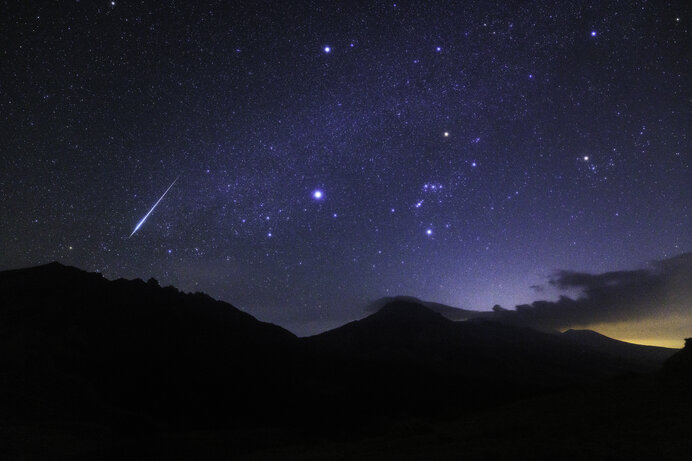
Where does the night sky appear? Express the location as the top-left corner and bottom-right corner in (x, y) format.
(1, 1), (690, 339)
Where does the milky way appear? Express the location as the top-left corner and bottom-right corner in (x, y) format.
(1, 1), (689, 335)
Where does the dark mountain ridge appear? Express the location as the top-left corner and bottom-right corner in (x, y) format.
(0, 262), (685, 459)
(308, 300), (677, 390)
(0, 262), (301, 433)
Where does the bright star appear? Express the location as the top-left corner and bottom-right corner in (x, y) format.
(313, 190), (323, 199)
(324, 46), (331, 53)
(583, 156), (589, 161)
(591, 30), (597, 37)
(444, 131), (449, 137)
(426, 229), (433, 236)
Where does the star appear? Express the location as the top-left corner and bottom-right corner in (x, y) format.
(583, 156), (589, 161)
(590, 30), (597, 37)
(323, 46), (331, 53)
(426, 229), (433, 236)
(444, 131), (449, 137)
(313, 190), (324, 199)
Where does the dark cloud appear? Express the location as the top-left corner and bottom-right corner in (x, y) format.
(530, 284), (545, 293)
(489, 253), (692, 332)
(364, 253), (692, 344)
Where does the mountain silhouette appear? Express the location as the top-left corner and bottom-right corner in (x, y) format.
(0, 263), (685, 460)
(309, 299), (676, 387)
(365, 295), (486, 321)
(0, 262), (301, 432)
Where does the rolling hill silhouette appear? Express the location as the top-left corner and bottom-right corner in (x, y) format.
(0, 262), (686, 460)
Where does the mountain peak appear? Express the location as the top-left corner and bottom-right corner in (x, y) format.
(563, 329), (608, 339)
(309, 299), (453, 346)
(372, 299), (448, 324)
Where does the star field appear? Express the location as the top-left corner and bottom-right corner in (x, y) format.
(0, 1), (689, 335)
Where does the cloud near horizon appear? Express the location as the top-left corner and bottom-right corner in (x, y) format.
(368, 253), (692, 347)
(488, 252), (692, 347)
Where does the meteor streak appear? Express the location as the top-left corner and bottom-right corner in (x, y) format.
(129, 176), (180, 237)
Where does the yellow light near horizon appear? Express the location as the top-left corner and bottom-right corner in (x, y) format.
(616, 338), (685, 349)
(570, 315), (692, 349)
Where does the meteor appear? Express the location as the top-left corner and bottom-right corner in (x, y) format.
(129, 176), (180, 238)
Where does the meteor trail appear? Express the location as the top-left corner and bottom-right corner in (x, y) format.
(129, 176), (180, 238)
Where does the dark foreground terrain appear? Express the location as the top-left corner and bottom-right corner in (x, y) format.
(0, 263), (689, 460)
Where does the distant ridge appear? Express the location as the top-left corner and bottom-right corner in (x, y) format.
(366, 295), (486, 321)
(309, 299), (677, 385)
(561, 329), (677, 369)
